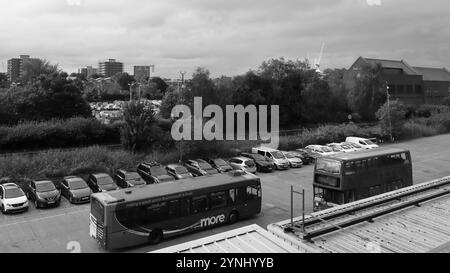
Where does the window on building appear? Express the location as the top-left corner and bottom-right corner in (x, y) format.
(406, 85), (413, 94)
(397, 85), (405, 94)
(415, 85), (423, 94)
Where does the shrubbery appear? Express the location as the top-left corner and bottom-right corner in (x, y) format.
(0, 117), (121, 151)
(0, 146), (143, 187)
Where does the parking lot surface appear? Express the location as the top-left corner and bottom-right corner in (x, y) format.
(0, 134), (449, 253)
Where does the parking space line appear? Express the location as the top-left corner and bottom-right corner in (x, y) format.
(0, 208), (89, 229)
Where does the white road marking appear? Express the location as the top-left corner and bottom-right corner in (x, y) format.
(0, 208), (89, 229)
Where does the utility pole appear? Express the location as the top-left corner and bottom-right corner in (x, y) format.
(386, 81), (393, 142)
(180, 71), (186, 90)
(128, 82), (134, 102)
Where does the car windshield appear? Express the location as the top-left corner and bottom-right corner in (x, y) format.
(245, 160), (255, 167)
(213, 159), (227, 166)
(68, 179), (88, 190)
(97, 177), (113, 185)
(365, 139), (376, 145)
(272, 151), (285, 159)
(174, 166), (189, 174)
(199, 162), (212, 169)
(36, 182), (56, 192)
(150, 166), (167, 176)
(125, 173), (142, 180)
(316, 158), (341, 174)
(331, 146), (342, 151)
(5, 188), (24, 198)
(350, 143), (362, 148)
(341, 144), (352, 150)
(285, 153), (296, 159)
(250, 154), (266, 161)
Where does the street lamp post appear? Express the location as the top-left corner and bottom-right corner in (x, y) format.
(386, 81), (393, 142)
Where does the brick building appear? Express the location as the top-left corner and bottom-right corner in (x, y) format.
(343, 57), (450, 105)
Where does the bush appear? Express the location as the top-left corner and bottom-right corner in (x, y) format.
(277, 123), (380, 151)
(0, 146), (143, 187)
(400, 120), (439, 139)
(0, 117), (121, 152)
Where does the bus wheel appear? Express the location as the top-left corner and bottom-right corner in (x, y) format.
(229, 211), (239, 225)
(149, 229), (163, 245)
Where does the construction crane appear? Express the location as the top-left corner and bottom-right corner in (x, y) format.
(313, 42), (326, 74)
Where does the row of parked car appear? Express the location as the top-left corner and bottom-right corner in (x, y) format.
(0, 137), (379, 214)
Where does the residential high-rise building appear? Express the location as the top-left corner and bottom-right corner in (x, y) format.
(134, 65), (154, 82)
(7, 55), (37, 83)
(98, 59), (123, 78)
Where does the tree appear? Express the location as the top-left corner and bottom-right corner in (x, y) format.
(160, 86), (183, 119)
(347, 63), (387, 121)
(3, 72), (92, 121)
(150, 77), (169, 95)
(120, 101), (163, 152)
(113, 72), (135, 91)
(0, 73), (8, 88)
(376, 99), (407, 138)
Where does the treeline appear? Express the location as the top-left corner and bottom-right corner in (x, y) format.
(161, 59), (354, 128)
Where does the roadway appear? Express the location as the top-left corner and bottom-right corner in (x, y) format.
(0, 134), (449, 253)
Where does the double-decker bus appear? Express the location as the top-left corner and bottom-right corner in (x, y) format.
(89, 171), (261, 250)
(313, 148), (413, 211)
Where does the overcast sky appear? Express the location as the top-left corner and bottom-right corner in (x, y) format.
(1, 0), (449, 78)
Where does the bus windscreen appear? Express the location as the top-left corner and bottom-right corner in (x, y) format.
(316, 158), (341, 174)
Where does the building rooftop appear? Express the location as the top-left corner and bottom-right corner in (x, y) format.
(357, 57), (419, 75)
(151, 224), (298, 253)
(268, 176), (450, 253)
(413, 67), (450, 82)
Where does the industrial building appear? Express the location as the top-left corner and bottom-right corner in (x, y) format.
(343, 57), (450, 105)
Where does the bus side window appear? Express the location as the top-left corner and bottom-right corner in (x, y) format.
(246, 185), (261, 200)
(235, 187), (245, 204)
(168, 200), (180, 218)
(228, 189), (236, 204)
(210, 191), (227, 209)
(180, 198), (190, 216)
(191, 195), (209, 214)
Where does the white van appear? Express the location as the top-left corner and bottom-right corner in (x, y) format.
(345, 137), (379, 150)
(251, 147), (290, 170)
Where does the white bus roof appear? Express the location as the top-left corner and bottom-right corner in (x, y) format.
(151, 224), (299, 253)
(268, 176), (450, 253)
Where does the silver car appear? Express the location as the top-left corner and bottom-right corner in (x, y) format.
(229, 157), (257, 174)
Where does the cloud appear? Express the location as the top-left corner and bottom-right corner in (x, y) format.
(0, 0), (449, 78)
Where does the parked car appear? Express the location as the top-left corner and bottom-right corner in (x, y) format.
(114, 170), (146, 188)
(240, 153), (274, 172)
(251, 147), (290, 170)
(0, 182), (28, 214)
(184, 159), (219, 177)
(326, 143), (345, 153)
(26, 180), (61, 208)
(60, 176), (91, 204)
(228, 157), (257, 174)
(289, 149), (314, 164)
(137, 162), (175, 184)
(282, 151), (303, 168)
(205, 158), (233, 173)
(166, 164), (194, 180)
(345, 137), (379, 150)
(341, 142), (365, 151)
(333, 142), (359, 152)
(87, 173), (119, 193)
(304, 145), (335, 158)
